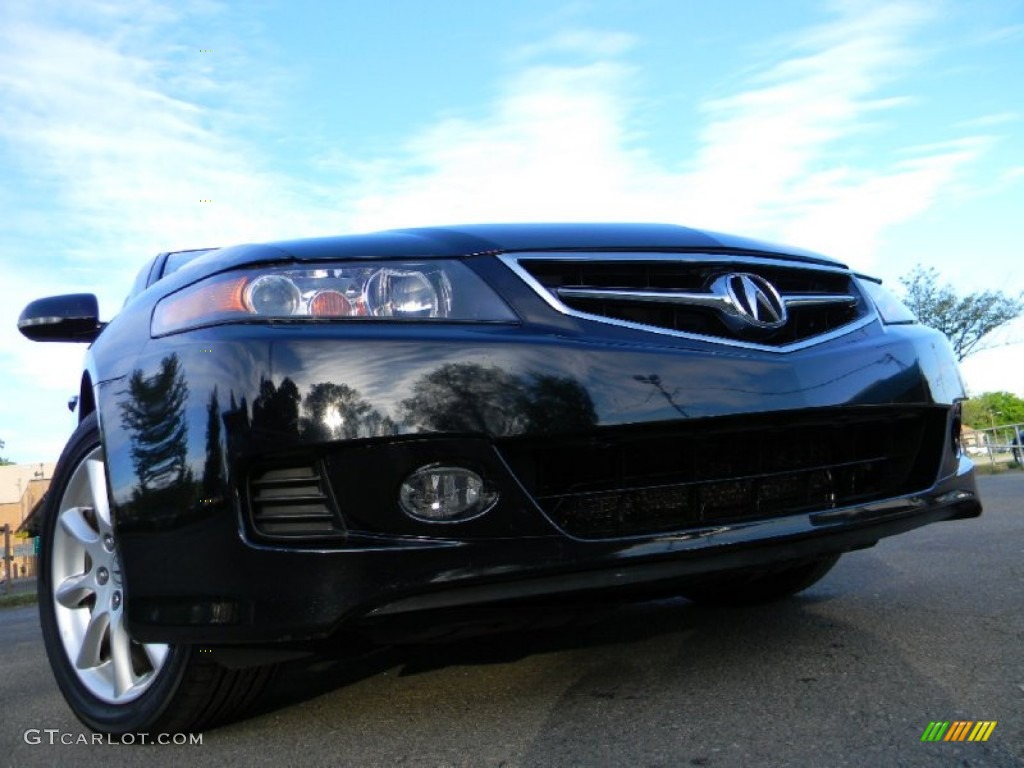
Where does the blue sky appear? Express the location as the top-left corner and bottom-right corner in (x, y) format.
(1, 0), (1023, 462)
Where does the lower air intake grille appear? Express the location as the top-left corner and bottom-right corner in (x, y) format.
(496, 407), (946, 539)
(248, 462), (344, 539)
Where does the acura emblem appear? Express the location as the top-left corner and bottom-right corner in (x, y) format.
(714, 273), (788, 329)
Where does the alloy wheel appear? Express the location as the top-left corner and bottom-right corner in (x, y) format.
(50, 446), (169, 703)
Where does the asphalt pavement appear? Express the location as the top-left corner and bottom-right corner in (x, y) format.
(1, 473), (1021, 767)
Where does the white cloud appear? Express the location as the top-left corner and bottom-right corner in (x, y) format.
(333, 2), (987, 270)
(975, 22), (1024, 44)
(0, 0), (337, 461)
(955, 112), (1021, 129)
(343, 57), (643, 230)
(780, 137), (988, 260)
(960, 329), (1024, 398)
(514, 28), (636, 60)
(0, 0), (1001, 460)
(0, 1), (333, 263)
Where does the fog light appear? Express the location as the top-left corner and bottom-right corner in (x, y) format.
(399, 465), (497, 522)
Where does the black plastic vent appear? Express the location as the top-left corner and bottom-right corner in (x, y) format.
(248, 463), (344, 539)
(496, 407), (947, 539)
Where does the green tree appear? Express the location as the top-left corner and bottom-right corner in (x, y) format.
(899, 266), (1024, 360)
(0, 438), (11, 465)
(400, 363), (528, 435)
(300, 381), (396, 440)
(201, 387), (223, 499)
(399, 363), (596, 436)
(119, 354), (191, 493)
(962, 391), (1024, 429)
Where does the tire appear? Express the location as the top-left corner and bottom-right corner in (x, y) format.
(38, 413), (275, 734)
(678, 554), (841, 606)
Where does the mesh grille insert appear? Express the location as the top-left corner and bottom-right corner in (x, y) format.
(496, 407), (946, 539)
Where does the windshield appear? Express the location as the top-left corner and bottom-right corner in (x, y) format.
(163, 248), (218, 278)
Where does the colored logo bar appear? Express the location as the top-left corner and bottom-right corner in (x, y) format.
(921, 721), (997, 742)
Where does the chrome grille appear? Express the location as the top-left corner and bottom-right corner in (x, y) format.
(502, 254), (872, 350)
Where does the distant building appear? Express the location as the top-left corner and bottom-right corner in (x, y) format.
(960, 426), (986, 456)
(0, 462), (55, 579)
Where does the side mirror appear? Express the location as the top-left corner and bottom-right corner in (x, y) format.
(18, 294), (103, 343)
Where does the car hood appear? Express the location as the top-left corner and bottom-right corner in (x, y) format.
(171, 223), (846, 283)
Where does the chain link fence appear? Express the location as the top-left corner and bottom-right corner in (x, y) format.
(962, 423), (1024, 470)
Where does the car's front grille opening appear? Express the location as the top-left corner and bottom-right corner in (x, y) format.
(496, 407), (947, 539)
(248, 462), (345, 539)
(510, 257), (869, 348)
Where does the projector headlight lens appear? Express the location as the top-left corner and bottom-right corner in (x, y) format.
(365, 268), (446, 318)
(246, 275), (302, 316)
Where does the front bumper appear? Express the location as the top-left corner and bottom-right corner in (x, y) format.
(100, 315), (979, 646)
(121, 455), (979, 645)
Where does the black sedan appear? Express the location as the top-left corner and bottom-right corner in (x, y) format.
(18, 223), (981, 734)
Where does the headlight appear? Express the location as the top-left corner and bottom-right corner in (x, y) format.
(856, 278), (917, 325)
(152, 261), (516, 335)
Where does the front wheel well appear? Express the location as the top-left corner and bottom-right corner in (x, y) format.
(78, 373), (96, 422)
